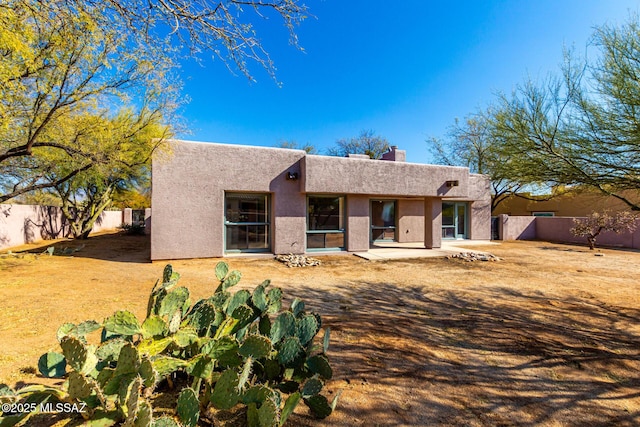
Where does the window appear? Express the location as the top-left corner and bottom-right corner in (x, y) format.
(532, 212), (555, 217)
(225, 193), (270, 252)
(307, 196), (345, 250)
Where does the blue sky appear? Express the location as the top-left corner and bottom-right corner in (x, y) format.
(177, 0), (639, 164)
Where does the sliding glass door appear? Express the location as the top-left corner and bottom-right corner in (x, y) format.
(371, 200), (396, 242)
(442, 202), (467, 239)
(225, 193), (270, 252)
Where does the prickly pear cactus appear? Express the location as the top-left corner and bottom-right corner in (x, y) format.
(37, 352), (66, 378)
(176, 387), (199, 427)
(210, 369), (241, 410)
(19, 261), (339, 427)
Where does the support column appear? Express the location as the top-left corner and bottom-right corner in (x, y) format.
(144, 208), (152, 235)
(347, 195), (370, 252)
(424, 198), (442, 249)
(123, 208), (133, 226)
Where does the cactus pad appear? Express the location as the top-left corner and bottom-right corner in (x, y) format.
(37, 352), (66, 378)
(304, 394), (332, 419)
(135, 399), (153, 427)
(123, 377), (142, 423)
(221, 270), (242, 291)
(168, 311), (181, 335)
(139, 357), (158, 388)
(188, 302), (220, 334)
(151, 356), (188, 377)
(322, 327), (331, 354)
(60, 336), (97, 375)
(141, 316), (167, 339)
(210, 369), (240, 410)
(251, 284), (268, 312)
(267, 288), (283, 314)
(176, 387), (200, 427)
(238, 356), (253, 391)
(225, 290), (251, 315)
(270, 312), (296, 343)
(257, 398), (278, 427)
(291, 298), (305, 317)
(103, 310), (142, 336)
(137, 337), (172, 357)
(215, 261), (229, 280)
(280, 392), (301, 426)
(239, 335), (272, 359)
(296, 314), (319, 346)
(152, 416), (180, 427)
(67, 371), (94, 399)
(302, 378), (323, 397)
(96, 338), (127, 362)
(158, 287), (190, 319)
(114, 343), (140, 376)
(277, 336), (304, 367)
(306, 355), (332, 380)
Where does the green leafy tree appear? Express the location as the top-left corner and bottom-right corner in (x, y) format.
(275, 140), (318, 154)
(427, 111), (537, 213)
(50, 113), (169, 239)
(327, 129), (390, 159)
(0, 0), (180, 203)
(490, 15), (640, 210)
(1, 0), (309, 204)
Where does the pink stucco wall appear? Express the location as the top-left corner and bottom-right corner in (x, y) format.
(0, 204), (123, 250)
(151, 140), (492, 260)
(498, 215), (640, 249)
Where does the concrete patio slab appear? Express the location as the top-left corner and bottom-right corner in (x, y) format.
(353, 240), (498, 261)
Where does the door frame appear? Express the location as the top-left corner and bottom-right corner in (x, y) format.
(370, 199), (397, 243)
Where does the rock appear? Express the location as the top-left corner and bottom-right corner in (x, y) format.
(274, 253), (322, 267)
(447, 252), (501, 262)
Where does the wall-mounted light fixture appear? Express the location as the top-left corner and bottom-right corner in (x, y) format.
(286, 171), (299, 181)
(446, 180), (459, 187)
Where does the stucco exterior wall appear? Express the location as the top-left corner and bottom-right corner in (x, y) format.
(303, 155), (469, 197)
(397, 199), (425, 243)
(346, 195), (370, 252)
(497, 215), (640, 249)
(0, 204), (122, 250)
(151, 141), (307, 260)
(468, 174), (492, 240)
(498, 214), (537, 241)
(424, 198), (442, 249)
(151, 140), (492, 259)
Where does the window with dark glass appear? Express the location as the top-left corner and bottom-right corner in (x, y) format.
(225, 193), (270, 252)
(307, 196), (345, 250)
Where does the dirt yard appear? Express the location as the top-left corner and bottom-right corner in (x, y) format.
(1, 233), (639, 426)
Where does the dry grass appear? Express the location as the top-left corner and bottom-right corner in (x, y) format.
(1, 233), (639, 426)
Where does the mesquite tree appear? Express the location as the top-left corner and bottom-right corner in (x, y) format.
(570, 211), (638, 250)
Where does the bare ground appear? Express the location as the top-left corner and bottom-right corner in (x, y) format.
(1, 232), (639, 426)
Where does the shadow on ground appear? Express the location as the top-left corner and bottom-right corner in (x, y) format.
(4, 232), (151, 263)
(287, 282), (640, 426)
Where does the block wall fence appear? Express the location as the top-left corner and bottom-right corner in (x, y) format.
(497, 214), (640, 249)
(0, 204), (150, 251)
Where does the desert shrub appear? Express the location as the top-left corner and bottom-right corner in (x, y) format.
(0, 262), (338, 426)
(570, 210), (638, 250)
(119, 222), (147, 235)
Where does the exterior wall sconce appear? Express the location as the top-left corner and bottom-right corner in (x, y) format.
(286, 171), (299, 180)
(446, 180), (459, 187)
